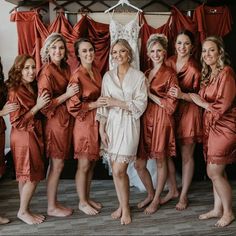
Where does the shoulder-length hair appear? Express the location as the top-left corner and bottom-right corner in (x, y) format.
(110, 39), (134, 64)
(40, 33), (69, 68)
(6, 54), (35, 90)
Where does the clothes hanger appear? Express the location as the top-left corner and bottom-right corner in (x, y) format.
(104, 0), (143, 13)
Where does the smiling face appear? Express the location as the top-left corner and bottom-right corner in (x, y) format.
(148, 42), (166, 65)
(48, 40), (66, 66)
(175, 34), (193, 58)
(111, 43), (130, 66)
(21, 58), (36, 84)
(78, 41), (95, 66)
(201, 40), (220, 67)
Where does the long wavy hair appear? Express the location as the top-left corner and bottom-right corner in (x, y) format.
(40, 33), (69, 68)
(6, 54), (37, 92)
(0, 56), (7, 109)
(201, 36), (231, 86)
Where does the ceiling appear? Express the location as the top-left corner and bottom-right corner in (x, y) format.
(4, 0), (234, 13)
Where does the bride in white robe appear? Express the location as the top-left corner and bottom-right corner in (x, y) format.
(96, 39), (147, 225)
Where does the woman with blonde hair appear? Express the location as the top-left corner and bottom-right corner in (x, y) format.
(185, 36), (235, 227)
(135, 33), (178, 214)
(96, 39), (147, 224)
(38, 33), (79, 217)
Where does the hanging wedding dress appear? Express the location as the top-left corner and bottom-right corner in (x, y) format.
(107, 12), (158, 192)
(109, 12), (140, 70)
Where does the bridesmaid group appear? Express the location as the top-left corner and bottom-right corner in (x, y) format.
(0, 30), (235, 228)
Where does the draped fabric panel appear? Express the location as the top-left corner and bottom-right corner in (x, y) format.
(10, 11), (37, 56)
(11, 5), (232, 74)
(87, 17), (110, 76)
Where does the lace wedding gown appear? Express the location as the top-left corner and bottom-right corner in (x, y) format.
(109, 13), (140, 70)
(106, 13), (159, 192)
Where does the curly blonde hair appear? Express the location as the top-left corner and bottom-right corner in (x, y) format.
(146, 33), (168, 55)
(201, 36), (231, 86)
(40, 33), (69, 67)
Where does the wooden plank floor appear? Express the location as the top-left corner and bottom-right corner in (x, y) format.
(0, 179), (235, 235)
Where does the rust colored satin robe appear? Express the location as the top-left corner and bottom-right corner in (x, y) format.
(0, 117), (6, 175)
(166, 56), (202, 144)
(199, 66), (236, 164)
(67, 65), (102, 160)
(8, 85), (44, 182)
(37, 62), (73, 160)
(139, 64), (178, 159)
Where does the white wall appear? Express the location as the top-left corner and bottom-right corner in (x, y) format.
(0, 1), (18, 149)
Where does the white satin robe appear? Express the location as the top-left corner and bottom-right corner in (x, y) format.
(96, 66), (147, 163)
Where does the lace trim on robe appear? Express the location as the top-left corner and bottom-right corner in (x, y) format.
(74, 152), (100, 161)
(207, 155), (236, 165)
(77, 110), (89, 121)
(102, 151), (136, 163)
(126, 101), (142, 119)
(16, 174), (44, 182)
(95, 113), (107, 124)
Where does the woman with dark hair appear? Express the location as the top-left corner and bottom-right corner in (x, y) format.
(0, 57), (19, 224)
(38, 33), (79, 217)
(96, 39), (147, 225)
(135, 34), (178, 214)
(163, 30), (202, 210)
(6, 54), (50, 224)
(189, 36), (235, 227)
(67, 38), (105, 215)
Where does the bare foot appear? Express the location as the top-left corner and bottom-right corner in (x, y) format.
(215, 214), (235, 227)
(160, 190), (179, 205)
(137, 196), (153, 209)
(199, 210), (222, 220)
(176, 198), (188, 211)
(56, 202), (73, 214)
(144, 201), (160, 215)
(89, 199), (102, 211)
(17, 211), (44, 225)
(31, 213), (45, 222)
(0, 216), (10, 225)
(47, 206), (72, 217)
(121, 208), (131, 225)
(111, 207), (122, 219)
(79, 203), (98, 215)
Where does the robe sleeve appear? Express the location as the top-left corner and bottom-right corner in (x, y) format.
(8, 91), (34, 131)
(66, 77), (89, 121)
(37, 74), (60, 119)
(192, 66), (201, 92)
(96, 74), (110, 123)
(126, 74), (147, 120)
(159, 73), (178, 115)
(207, 69), (236, 124)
